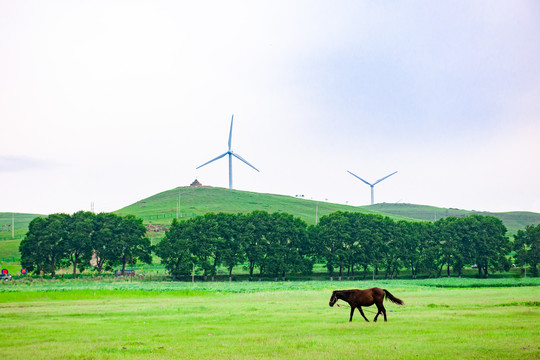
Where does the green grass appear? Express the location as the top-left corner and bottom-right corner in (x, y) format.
(115, 187), (540, 235)
(0, 239), (22, 275)
(0, 212), (43, 241)
(114, 186), (416, 226)
(0, 279), (539, 359)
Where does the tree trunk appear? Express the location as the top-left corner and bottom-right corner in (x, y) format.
(121, 256), (127, 275)
(51, 254), (56, 279)
(73, 257), (77, 279)
(249, 262), (255, 281)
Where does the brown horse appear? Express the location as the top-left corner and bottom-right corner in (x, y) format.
(329, 287), (404, 322)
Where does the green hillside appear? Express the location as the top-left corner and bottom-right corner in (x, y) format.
(2, 191), (539, 242)
(364, 203), (540, 235)
(0, 213), (43, 241)
(0, 213), (43, 271)
(114, 186), (415, 226)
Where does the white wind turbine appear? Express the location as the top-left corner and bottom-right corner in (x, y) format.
(347, 170), (398, 205)
(196, 115), (259, 189)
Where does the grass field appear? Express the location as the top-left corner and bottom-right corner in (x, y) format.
(1, 279), (539, 359)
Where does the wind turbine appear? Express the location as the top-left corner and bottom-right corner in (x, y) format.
(347, 170), (398, 205)
(196, 115), (259, 189)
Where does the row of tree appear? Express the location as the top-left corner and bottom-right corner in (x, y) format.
(20, 212), (151, 278)
(156, 210), (535, 280)
(514, 224), (540, 277)
(313, 211), (511, 279)
(156, 211), (311, 281)
(19, 210), (539, 279)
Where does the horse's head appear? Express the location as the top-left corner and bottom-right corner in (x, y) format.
(329, 291), (338, 307)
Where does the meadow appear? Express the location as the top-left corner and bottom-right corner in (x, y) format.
(1, 279), (539, 360)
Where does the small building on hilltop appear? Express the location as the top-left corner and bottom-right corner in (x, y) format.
(190, 179), (202, 187)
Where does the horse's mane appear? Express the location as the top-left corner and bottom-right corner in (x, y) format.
(333, 289), (357, 301)
(335, 289), (356, 294)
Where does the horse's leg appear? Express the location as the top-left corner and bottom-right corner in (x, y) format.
(358, 307), (369, 322)
(349, 306), (355, 322)
(374, 303), (386, 322)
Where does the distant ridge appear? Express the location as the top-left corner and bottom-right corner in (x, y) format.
(2, 188), (539, 238)
(114, 186), (540, 235)
(364, 203), (540, 235)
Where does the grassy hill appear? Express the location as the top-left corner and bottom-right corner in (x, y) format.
(115, 187), (540, 235)
(0, 213), (44, 272)
(114, 186), (416, 226)
(2, 189), (539, 243)
(0, 213), (43, 241)
(364, 203), (540, 235)
(2, 188), (539, 269)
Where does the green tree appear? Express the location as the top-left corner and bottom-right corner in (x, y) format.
(316, 212), (347, 280)
(398, 220), (432, 279)
(155, 218), (195, 279)
(463, 215), (510, 278)
(435, 217), (465, 277)
(115, 215), (152, 274)
(514, 224), (540, 277)
(188, 215), (214, 280)
(64, 211), (95, 278)
(20, 214), (69, 278)
(91, 212), (121, 276)
(265, 212), (309, 281)
(213, 213), (243, 281)
(239, 211), (270, 280)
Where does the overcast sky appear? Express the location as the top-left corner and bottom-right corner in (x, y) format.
(1, 1), (539, 215)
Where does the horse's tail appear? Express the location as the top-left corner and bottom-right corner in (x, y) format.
(384, 289), (404, 305)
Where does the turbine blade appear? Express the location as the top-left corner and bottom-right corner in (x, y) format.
(196, 152), (229, 169)
(347, 171), (372, 186)
(232, 152), (260, 172)
(228, 115), (234, 151)
(373, 171), (398, 186)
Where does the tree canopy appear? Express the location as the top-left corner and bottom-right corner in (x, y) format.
(20, 212), (151, 277)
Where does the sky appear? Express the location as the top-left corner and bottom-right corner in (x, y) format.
(1, 1), (540, 215)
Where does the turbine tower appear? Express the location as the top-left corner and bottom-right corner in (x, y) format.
(196, 115), (259, 189)
(347, 170), (398, 205)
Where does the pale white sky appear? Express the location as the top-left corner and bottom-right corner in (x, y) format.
(1, 1), (539, 215)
